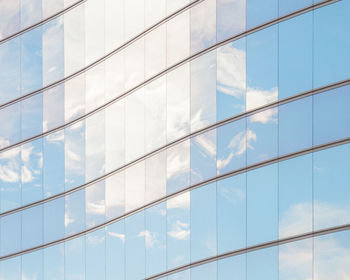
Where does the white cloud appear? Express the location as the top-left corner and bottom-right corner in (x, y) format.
(167, 193), (190, 210)
(87, 234), (105, 246)
(108, 231), (125, 243)
(246, 87), (278, 111)
(250, 108), (278, 124)
(168, 220), (190, 240)
(167, 141), (190, 181)
(194, 132), (216, 158)
(21, 165), (33, 183)
(138, 230), (157, 248)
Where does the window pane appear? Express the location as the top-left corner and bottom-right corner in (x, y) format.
(64, 73), (85, 122)
(1, 212), (21, 255)
(191, 261), (217, 280)
(246, 0), (278, 29)
(43, 84), (64, 132)
(247, 247), (278, 280)
(85, 62), (105, 113)
(145, 77), (166, 153)
(166, 63), (190, 142)
(279, 97), (312, 155)
(86, 181), (106, 228)
(314, 144), (350, 230)
(218, 254), (246, 280)
(145, 0), (165, 28)
(20, 0), (41, 28)
(125, 161), (145, 212)
(21, 93), (43, 139)
(167, 192), (190, 269)
(246, 26), (278, 111)
(190, 129), (216, 185)
(22, 204), (43, 250)
(166, 140), (190, 195)
(0, 257), (20, 280)
(124, 39), (144, 91)
(247, 108), (278, 165)
(105, 0), (124, 52)
(247, 164), (278, 245)
(86, 228), (106, 280)
(106, 171), (125, 220)
(44, 131), (65, 197)
(217, 118), (246, 175)
(191, 183), (217, 262)
(166, 0), (189, 15)
(0, 0), (20, 40)
(65, 236), (85, 280)
(313, 86), (350, 146)
(279, 12), (312, 99)
(279, 155), (312, 238)
(65, 189), (85, 236)
(217, 174), (246, 254)
(145, 26), (166, 79)
(190, 0), (216, 54)
(126, 211), (145, 280)
(191, 50), (216, 132)
(124, 0), (144, 40)
(105, 51), (124, 102)
(0, 102), (20, 149)
(217, 0), (246, 42)
(22, 250), (43, 280)
(44, 197), (65, 243)
(44, 244), (64, 280)
(145, 202), (167, 277)
(217, 38), (246, 121)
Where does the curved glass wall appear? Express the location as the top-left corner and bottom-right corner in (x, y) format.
(0, 0), (350, 279)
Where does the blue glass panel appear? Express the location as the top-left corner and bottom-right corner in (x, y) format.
(247, 0), (278, 29)
(0, 103), (20, 149)
(65, 236), (85, 280)
(44, 244), (64, 280)
(0, 212), (21, 255)
(191, 261), (217, 280)
(86, 180), (106, 228)
(65, 189), (86, 236)
(22, 204), (43, 250)
(22, 250), (43, 280)
(0, 257), (21, 280)
(279, 0), (312, 16)
(247, 246), (278, 280)
(86, 228), (106, 280)
(218, 254), (246, 280)
(44, 197), (65, 243)
(21, 93), (43, 139)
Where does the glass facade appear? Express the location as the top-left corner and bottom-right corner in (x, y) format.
(0, 0), (349, 279)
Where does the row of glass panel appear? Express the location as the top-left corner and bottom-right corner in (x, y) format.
(0, 76), (349, 213)
(0, 0), (80, 40)
(1, 0), (349, 151)
(0, 135), (350, 268)
(0, 142), (349, 278)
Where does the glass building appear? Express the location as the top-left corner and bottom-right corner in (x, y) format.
(0, 0), (349, 279)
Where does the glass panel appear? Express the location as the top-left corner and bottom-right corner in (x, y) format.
(314, 144), (350, 230)
(0, 0), (20, 40)
(314, 230), (350, 280)
(246, 0), (278, 29)
(279, 12), (312, 99)
(0, 38), (21, 104)
(65, 236), (85, 280)
(64, 73), (85, 122)
(43, 131), (65, 197)
(65, 189), (86, 236)
(279, 97), (312, 155)
(106, 171), (125, 220)
(86, 181), (106, 228)
(246, 26), (278, 111)
(279, 0), (312, 16)
(64, 3), (85, 76)
(145, 77), (166, 153)
(21, 139), (43, 205)
(167, 192), (190, 270)
(217, 118), (247, 175)
(191, 262), (217, 280)
(44, 244), (64, 280)
(124, 0), (144, 40)
(21, 93), (43, 139)
(0, 147), (21, 211)
(190, 50), (216, 132)
(247, 247), (278, 280)
(218, 254), (246, 280)
(65, 121), (85, 191)
(145, 26), (166, 79)
(314, 0), (350, 88)
(20, 0), (41, 28)
(279, 238), (312, 280)
(247, 164), (278, 245)
(145, 150), (166, 204)
(145, 202), (167, 277)
(313, 86), (350, 146)
(0, 103), (20, 151)
(247, 108), (278, 165)
(22, 204), (43, 250)
(125, 88), (144, 162)
(0, 212), (21, 255)
(166, 140), (190, 195)
(105, 0), (124, 52)
(85, 62), (105, 113)
(190, 0), (216, 54)
(191, 183), (217, 262)
(217, 173), (246, 254)
(190, 129), (216, 185)
(43, 84), (64, 132)
(124, 39), (144, 91)
(166, 63), (190, 143)
(279, 155), (312, 238)
(86, 228), (106, 280)
(145, 0), (165, 28)
(0, 257), (20, 280)
(21, 27), (42, 95)
(106, 100), (125, 172)
(85, 0), (105, 65)
(44, 197), (65, 243)
(125, 211), (145, 280)
(217, 38), (246, 121)
(125, 161), (145, 212)
(168, 270), (190, 280)
(85, 110), (105, 181)
(22, 250), (43, 280)
(166, 0), (189, 15)
(106, 220), (125, 280)
(166, 11), (190, 67)
(42, 0), (64, 18)
(217, 0), (246, 42)
(105, 51), (124, 102)
(42, 17), (64, 85)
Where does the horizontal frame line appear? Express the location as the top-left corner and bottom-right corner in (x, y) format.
(0, 136), (348, 261)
